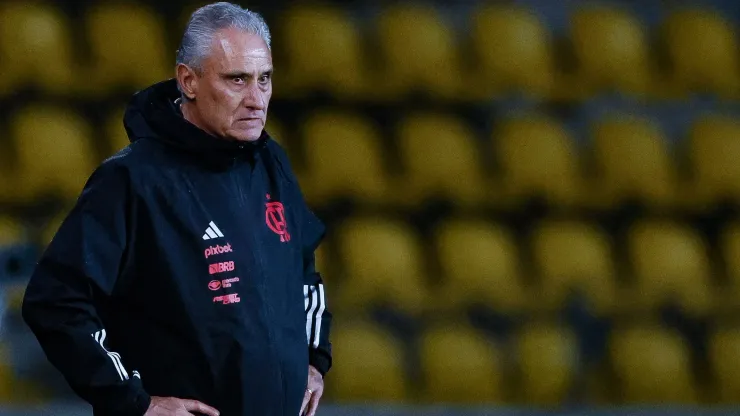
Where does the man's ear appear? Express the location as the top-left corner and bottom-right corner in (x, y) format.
(176, 63), (198, 100)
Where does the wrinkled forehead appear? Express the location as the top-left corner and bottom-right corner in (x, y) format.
(204, 27), (272, 73)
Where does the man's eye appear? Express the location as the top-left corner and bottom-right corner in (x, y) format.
(233, 77), (244, 84)
(259, 75), (270, 84)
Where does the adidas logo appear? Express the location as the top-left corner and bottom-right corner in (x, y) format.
(202, 221), (225, 240)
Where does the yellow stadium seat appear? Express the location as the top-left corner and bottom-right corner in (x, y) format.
(709, 327), (740, 403)
(301, 111), (389, 206)
(327, 320), (408, 402)
(590, 114), (676, 209)
(687, 115), (740, 208)
(627, 220), (712, 316)
(663, 9), (740, 97)
(492, 115), (582, 209)
(610, 325), (698, 403)
(397, 113), (486, 207)
(433, 218), (526, 313)
(570, 6), (651, 97)
(516, 323), (577, 405)
(10, 104), (97, 202)
(420, 323), (503, 403)
(279, 5), (367, 99)
(376, 4), (462, 100)
(470, 5), (554, 100)
(0, 2), (76, 96)
(334, 216), (428, 315)
(82, 3), (170, 95)
(532, 220), (617, 315)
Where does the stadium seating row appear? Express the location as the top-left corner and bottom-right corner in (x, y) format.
(2, 103), (740, 212)
(0, 2), (738, 100)
(319, 215), (740, 318)
(329, 319), (740, 404)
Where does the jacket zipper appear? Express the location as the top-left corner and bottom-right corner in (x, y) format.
(231, 161), (285, 414)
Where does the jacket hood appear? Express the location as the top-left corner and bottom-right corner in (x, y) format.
(123, 78), (284, 200)
(122, 78), (271, 170)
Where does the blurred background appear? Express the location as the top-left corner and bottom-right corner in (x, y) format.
(2, 0), (740, 414)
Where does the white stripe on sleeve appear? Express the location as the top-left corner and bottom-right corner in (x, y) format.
(305, 286), (317, 345)
(313, 284), (326, 348)
(92, 329), (129, 381)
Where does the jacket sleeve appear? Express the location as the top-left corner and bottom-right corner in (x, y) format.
(300, 195), (333, 377)
(21, 161), (151, 416)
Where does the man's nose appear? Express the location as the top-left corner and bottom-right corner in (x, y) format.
(242, 83), (265, 110)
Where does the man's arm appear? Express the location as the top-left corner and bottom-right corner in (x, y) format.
(21, 162), (151, 416)
(301, 207), (332, 377)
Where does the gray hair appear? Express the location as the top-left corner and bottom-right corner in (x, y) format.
(176, 2), (271, 75)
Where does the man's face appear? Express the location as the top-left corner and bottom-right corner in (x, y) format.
(185, 28), (272, 142)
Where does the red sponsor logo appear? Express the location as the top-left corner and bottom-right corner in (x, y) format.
(208, 261), (235, 275)
(222, 277), (240, 288)
(266, 201), (290, 242)
(208, 280), (221, 291)
(204, 243), (233, 259)
(213, 293), (240, 305)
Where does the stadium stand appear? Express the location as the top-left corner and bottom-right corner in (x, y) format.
(420, 322), (503, 403)
(531, 219), (617, 316)
(610, 324), (698, 403)
(662, 8), (740, 99)
(300, 110), (389, 206)
(0, 2), (76, 97)
(491, 114), (582, 210)
(326, 320), (409, 402)
(80, 3), (170, 96)
(432, 218), (526, 314)
(3, 0), (740, 410)
(569, 5), (652, 99)
(589, 114), (677, 210)
(9, 104), (97, 203)
(515, 322), (578, 405)
(469, 5), (555, 100)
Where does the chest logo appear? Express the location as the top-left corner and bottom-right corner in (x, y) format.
(265, 201), (291, 243)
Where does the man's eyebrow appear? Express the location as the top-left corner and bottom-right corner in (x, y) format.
(221, 68), (273, 78)
(221, 71), (250, 79)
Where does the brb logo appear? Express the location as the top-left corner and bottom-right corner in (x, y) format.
(266, 201), (290, 243)
(204, 243), (233, 259)
(209, 261), (235, 275)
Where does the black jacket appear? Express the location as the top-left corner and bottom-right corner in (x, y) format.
(21, 79), (332, 416)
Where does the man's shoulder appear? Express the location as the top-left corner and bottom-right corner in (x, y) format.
(266, 138), (299, 181)
(94, 139), (163, 185)
(266, 137), (289, 160)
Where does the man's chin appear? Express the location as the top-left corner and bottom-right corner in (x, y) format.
(229, 128), (263, 142)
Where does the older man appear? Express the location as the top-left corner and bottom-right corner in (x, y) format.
(21, 3), (332, 416)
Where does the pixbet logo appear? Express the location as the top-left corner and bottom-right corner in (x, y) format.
(204, 243), (233, 259)
(213, 293), (241, 305)
(208, 261), (235, 275)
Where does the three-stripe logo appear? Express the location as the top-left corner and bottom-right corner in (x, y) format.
(202, 221), (225, 240)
